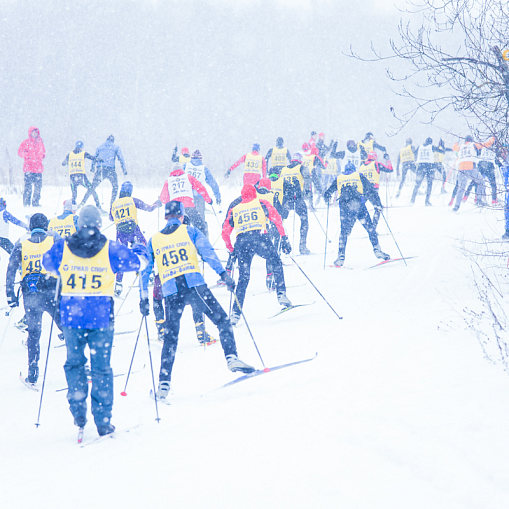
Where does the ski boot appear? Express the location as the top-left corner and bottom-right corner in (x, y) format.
(15, 316), (28, 332)
(155, 381), (170, 401)
(395, 190), (401, 198)
(97, 424), (116, 436)
(373, 245), (390, 261)
(277, 291), (292, 309)
(114, 282), (123, 297)
(502, 229), (509, 240)
(299, 243), (311, 255)
(452, 204), (460, 212)
(226, 354), (255, 373)
(333, 254), (345, 267)
(230, 309), (241, 326)
(425, 200), (432, 207)
(26, 365), (39, 385)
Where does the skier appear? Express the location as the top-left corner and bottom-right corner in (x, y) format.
(158, 163), (212, 236)
(322, 142), (342, 203)
(344, 139), (362, 171)
(48, 200), (79, 238)
(434, 139), (453, 194)
(410, 137), (442, 206)
(6, 213), (63, 387)
(18, 127), (45, 207)
(80, 135), (127, 210)
(183, 149), (221, 229)
(308, 131), (318, 149)
(0, 197), (28, 254)
(222, 184), (292, 325)
(301, 143), (324, 211)
(395, 138), (417, 198)
(109, 181), (159, 296)
(462, 144), (499, 205)
(62, 141), (102, 208)
(172, 146), (191, 165)
(451, 135), (494, 212)
(316, 132), (333, 160)
(264, 137), (292, 177)
(225, 143), (267, 186)
(140, 200), (255, 401)
(358, 151), (393, 228)
(357, 132), (387, 163)
(43, 205), (148, 437)
(324, 162), (390, 267)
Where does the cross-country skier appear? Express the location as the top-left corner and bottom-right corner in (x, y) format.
(321, 142), (342, 198)
(140, 200), (255, 401)
(264, 137), (292, 177)
(395, 138), (417, 198)
(43, 205), (148, 437)
(316, 132), (333, 160)
(62, 141), (103, 208)
(172, 146), (191, 165)
(301, 143), (324, 211)
(80, 135), (127, 210)
(462, 143), (500, 205)
(434, 139), (453, 194)
(410, 137), (442, 206)
(222, 184), (292, 325)
(109, 181), (159, 296)
(6, 213), (63, 387)
(225, 143), (267, 186)
(0, 197), (28, 254)
(357, 132), (386, 163)
(344, 139), (362, 172)
(324, 162), (390, 267)
(48, 199), (79, 238)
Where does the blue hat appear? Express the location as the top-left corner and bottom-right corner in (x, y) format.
(165, 201), (185, 217)
(344, 162), (356, 174)
(120, 181), (133, 197)
(252, 143), (260, 152)
(75, 141), (84, 150)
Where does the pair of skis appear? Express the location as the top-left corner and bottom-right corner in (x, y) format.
(330, 256), (417, 270)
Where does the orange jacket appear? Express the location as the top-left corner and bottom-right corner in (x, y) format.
(452, 137), (494, 170)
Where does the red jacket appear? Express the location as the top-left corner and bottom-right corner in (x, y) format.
(229, 150), (267, 178)
(159, 169), (212, 208)
(18, 127), (45, 173)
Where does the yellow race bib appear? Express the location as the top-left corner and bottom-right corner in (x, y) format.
(111, 197), (138, 227)
(68, 151), (86, 175)
(399, 145), (414, 163)
(270, 147), (287, 168)
(244, 153), (263, 175)
(233, 200), (266, 234)
(358, 161), (380, 186)
(336, 173), (363, 199)
(280, 165), (304, 190)
(48, 215), (76, 238)
(21, 236), (54, 279)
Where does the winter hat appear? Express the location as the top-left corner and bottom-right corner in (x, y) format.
(63, 199), (73, 212)
(311, 147), (319, 156)
(78, 205), (102, 229)
(120, 181), (133, 198)
(465, 135), (474, 143)
(252, 143), (260, 152)
(367, 151), (378, 161)
(302, 143), (310, 152)
(292, 152), (303, 163)
(347, 140), (357, 152)
(107, 135), (115, 143)
(365, 132), (374, 140)
(241, 184), (257, 203)
(75, 141), (84, 150)
(269, 173), (280, 181)
(344, 162), (356, 174)
(164, 200), (185, 217)
(319, 132), (325, 138)
(192, 150), (202, 160)
(424, 137), (433, 145)
(172, 163), (183, 172)
(258, 178), (272, 191)
(276, 137), (284, 148)
(29, 213), (48, 231)
(311, 131), (317, 136)
(406, 138), (412, 145)
(182, 147), (190, 155)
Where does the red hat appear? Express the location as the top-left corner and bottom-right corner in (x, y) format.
(302, 143), (310, 151)
(182, 147), (190, 155)
(319, 132), (325, 138)
(241, 184), (257, 202)
(258, 178), (271, 191)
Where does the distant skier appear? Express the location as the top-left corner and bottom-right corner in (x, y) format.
(141, 200), (255, 402)
(265, 137), (291, 177)
(357, 132), (386, 163)
(322, 142), (342, 202)
(225, 143), (267, 186)
(80, 135), (127, 210)
(172, 146), (191, 165)
(43, 205), (148, 437)
(18, 127), (45, 207)
(301, 143), (324, 211)
(410, 137), (442, 206)
(316, 132), (333, 159)
(395, 138), (417, 198)
(324, 162), (390, 267)
(48, 199), (79, 238)
(0, 197), (28, 254)
(62, 141), (102, 208)
(462, 143), (499, 205)
(433, 139), (453, 194)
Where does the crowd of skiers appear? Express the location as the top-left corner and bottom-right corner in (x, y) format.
(5, 127), (509, 439)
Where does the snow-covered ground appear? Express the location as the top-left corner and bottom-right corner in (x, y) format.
(1, 178), (509, 509)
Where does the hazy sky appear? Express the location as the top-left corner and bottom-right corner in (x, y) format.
(0, 0), (463, 185)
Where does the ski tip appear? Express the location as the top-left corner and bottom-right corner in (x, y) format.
(263, 368), (271, 373)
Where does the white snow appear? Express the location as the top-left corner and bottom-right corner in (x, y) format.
(1, 179), (509, 509)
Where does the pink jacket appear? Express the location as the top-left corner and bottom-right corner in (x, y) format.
(18, 127), (45, 173)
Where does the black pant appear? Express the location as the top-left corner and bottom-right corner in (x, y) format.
(159, 280), (237, 382)
(398, 161), (416, 192)
(185, 205), (209, 238)
(411, 163), (434, 203)
(233, 232), (286, 314)
(0, 237), (14, 254)
(23, 172), (42, 207)
(338, 199), (379, 255)
(464, 161), (497, 202)
(283, 197), (309, 248)
(81, 167), (118, 208)
(23, 285), (62, 382)
(70, 173), (100, 206)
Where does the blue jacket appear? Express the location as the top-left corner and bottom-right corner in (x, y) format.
(93, 140), (127, 174)
(142, 218), (225, 298)
(43, 229), (146, 329)
(185, 158), (221, 201)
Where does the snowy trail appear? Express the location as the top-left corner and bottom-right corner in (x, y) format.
(1, 183), (509, 508)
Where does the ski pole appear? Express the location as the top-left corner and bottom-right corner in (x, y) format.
(379, 211), (407, 266)
(100, 222), (114, 234)
(210, 204), (222, 229)
(144, 316), (161, 423)
(115, 273), (139, 318)
(0, 307), (15, 354)
(35, 276), (61, 428)
(323, 202), (330, 270)
(289, 256), (343, 321)
(120, 317), (144, 396)
(311, 208), (332, 243)
(228, 263), (235, 317)
(233, 292), (266, 368)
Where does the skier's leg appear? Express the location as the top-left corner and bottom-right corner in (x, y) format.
(425, 165), (434, 205)
(337, 201), (356, 262)
(153, 275), (165, 340)
(397, 162), (409, 196)
(454, 170), (471, 209)
(185, 207), (208, 237)
(83, 174), (101, 207)
(295, 198), (309, 253)
(107, 169), (118, 209)
(23, 173), (33, 207)
(24, 292), (43, 382)
(472, 167), (486, 204)
(32, 174), (42, 206)
(70, 175), (79, 205)
(231, 238), (255, 316)
(0, 237), (14, 254)
(410, 164), (425, 203)
(80, 169), (102, 206)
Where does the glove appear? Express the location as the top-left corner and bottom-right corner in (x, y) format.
(224, 170), (230, 179)
(123, 172), (128, 176)
(383, 153), (389, 160)
(374, 204), (383, 212)
(7, 294), (18, 308)
(131, 242), (148, 257)
(323, 192), (331, 204)
(220, 271), (236, 292)
(207, 199), (213, 205)
(280, 236), (292, 255)
(216, 198), (221, 206)
(139, 298), (150, 316)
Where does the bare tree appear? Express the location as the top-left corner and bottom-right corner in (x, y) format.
(349, 0), (509, 145)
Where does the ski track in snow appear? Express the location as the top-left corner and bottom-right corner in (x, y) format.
(1, 183), (509, 509)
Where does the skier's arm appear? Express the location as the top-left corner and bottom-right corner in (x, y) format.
(373, 141), (387, 152)
(376, 161), (393, 173)
(62, 153), (70, 166)
(359, 174), (382, 208)
(159, 181), (170, 204)
(204, 167), (221, 201)
(140, 239), (155, 298)
(133, 197), (158, 212)
(171, 146), (178, 163)
(221, 209), (235, 253)
(287, 149), (292, 163)
(188, 175), (212, 204)
(42, 239), (65, 277)
(4, 211), (28, 230)
(323, 180), (338, 203)
(260, 200), (286, 237)
(265, 148), (273, 164)
(116, 148), (127, 174)
(228, 154), (247, 173)
(6, 241), (22, 299)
